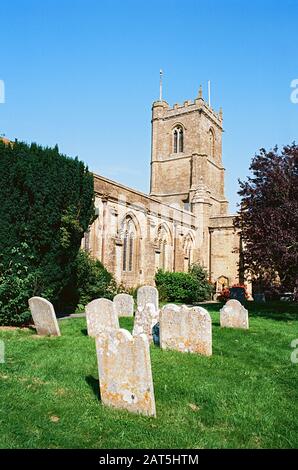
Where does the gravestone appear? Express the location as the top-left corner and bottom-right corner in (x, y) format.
(137, 286), (159, 311)
(160, 304), (212, 356)
(152, 322), (160, 347)
(113, 293), (134, 317)
(132, 303), (159, 343)
(96, 328), (156, 417)
(85, 298), (119, 337)
(254, 293), (266, 303)
(220, 299), (249, 329)
(229, 286), (246, 304)
(28, 296), (61, 336)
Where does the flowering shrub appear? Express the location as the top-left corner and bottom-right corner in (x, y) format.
(218, 283), (249, 302)
(218, 287), (230, 302)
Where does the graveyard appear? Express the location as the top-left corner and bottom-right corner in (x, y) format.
(0, 300), (297, 449)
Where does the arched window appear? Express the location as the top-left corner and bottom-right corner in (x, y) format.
(161, 240), (167, 270)
(122, 216), (137, 272)
(209, 128), (215, 158)
(183, 233), (194, 271)
(173, 129), (178, 153)
(173, 125), (184, 153)
(156, 224), (172, 271)
(179, 127), (183, 152)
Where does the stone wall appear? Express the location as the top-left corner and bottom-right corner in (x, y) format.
(84, 90), (241, 289)
(85, 174), (197, 287)
(150, 91), (228, 216)
(84, 173), (240, 289)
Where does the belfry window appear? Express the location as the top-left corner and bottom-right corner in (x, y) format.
(209, 128), (215, 158)
(173, 126), (184, 153)
(179, 128), (183, 152)
(173, 130), (178, 153)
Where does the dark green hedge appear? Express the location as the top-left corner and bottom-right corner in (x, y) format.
(0, 140), (95, 324)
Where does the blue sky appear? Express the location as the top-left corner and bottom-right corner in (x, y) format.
(0, 0), (297, 212)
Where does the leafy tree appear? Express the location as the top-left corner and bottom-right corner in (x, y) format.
(0, 140), (95, 322)
(234, 144), (298, 292)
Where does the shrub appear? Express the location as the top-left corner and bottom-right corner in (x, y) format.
(217, 283), (249, 303)
(155, 266), (213, 304)
(73, 249), (117, 311)
(217, 287), (230, 302)
(189, 263), (214, 299)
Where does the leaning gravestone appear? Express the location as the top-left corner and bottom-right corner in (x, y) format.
(28, 296), (61, 336)
(160, 304), (212, 356)
(220, 299), (249, 329)
(85, 298), (119, 337)
(96, 328), (156, 417)
(132, 303), (159, 343)
(113, 293), (134, 317)
(137, 286), (159, 311)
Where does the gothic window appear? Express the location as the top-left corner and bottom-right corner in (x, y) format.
(179, 127), (183, 152)
(122, 216), (137, 272)
(173, 125), (184, 153)
(122, 234), (128, 271)
(128, 234), (134, 271)
(183, 234), (194, 271)
(161, 240), (167, 270)
(156, 224), (172, 271)
(173, 129), (178, 153)
(209, 128), (215, 158)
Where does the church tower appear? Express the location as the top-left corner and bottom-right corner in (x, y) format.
(150, 87), (229, 217)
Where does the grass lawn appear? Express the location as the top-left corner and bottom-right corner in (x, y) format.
(0, 302), (297, 449)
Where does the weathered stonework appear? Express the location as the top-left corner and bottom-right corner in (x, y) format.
(220, 299), (249, 329)
(28, 296), (61, 336)
(96, 328), (156, 417)
(137, 286), (159, 311)
(160, 304), (212, 356)
(83, 90), (243, 290)
(132, 302), (159, 343)
(85, 298), (119, 337)
(113, 293), (134, 317)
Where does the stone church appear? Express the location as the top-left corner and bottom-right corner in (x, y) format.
(84, 87), (241, 294)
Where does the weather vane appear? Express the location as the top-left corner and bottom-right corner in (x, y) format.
(159, 69), (163, 101)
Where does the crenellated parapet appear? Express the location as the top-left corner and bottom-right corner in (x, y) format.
(152, 89), (223, 129)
